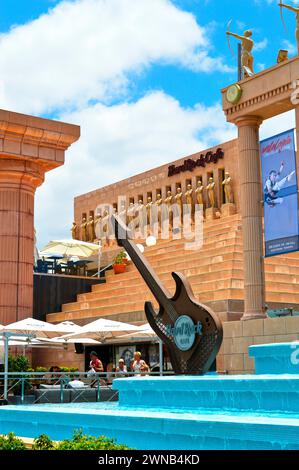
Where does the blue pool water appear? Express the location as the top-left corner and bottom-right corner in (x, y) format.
(1, 374), (299, 450)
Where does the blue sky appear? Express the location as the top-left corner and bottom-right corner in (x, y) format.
(0, 0), (297, 245)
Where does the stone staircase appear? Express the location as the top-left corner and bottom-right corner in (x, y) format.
(47, 213), (299, 325)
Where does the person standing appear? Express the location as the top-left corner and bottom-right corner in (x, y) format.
(132, 352), (149, 376)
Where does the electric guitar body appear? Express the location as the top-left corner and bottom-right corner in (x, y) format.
(112, 214), (223, 375)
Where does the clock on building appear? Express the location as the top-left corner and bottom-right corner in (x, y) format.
(226, 83), (242, 105)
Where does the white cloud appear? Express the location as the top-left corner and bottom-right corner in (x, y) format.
(254, 38), (268, 52)
(0, 0), (231, 115)
(35, 91), (236, 247)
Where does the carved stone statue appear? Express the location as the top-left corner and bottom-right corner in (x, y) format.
(226, 29), (254, 77)
(80, 217), (87, 242)
(195, 179), (204, 205)
(279, 3), (299, 53)
(87, 215), (96, 242)
(207, 177), (216, 208)
(71, 222), (78, 240)
(222, 172), (233, 204)
(127, 202), (136, 227)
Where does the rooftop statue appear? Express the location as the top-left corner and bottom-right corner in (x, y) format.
(278, 3), (299, 53)
(226, 25), (254, 78)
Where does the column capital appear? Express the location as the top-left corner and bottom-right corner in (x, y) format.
(235, 115), (263, 128)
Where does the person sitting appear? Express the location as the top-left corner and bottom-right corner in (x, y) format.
(89, 351), (104, 373)
(88, 351), (104, 386)
(115, 359), (128, 378)
(46, 366), (61, 385)
(106, 360), (115, 384)
(132, 352), (149, 376)
(67, 378), (86, 388)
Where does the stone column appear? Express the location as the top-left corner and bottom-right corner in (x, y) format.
(0, 160), (43, 323)
(0, 109), (80, 325)
(236, 116), (266, 320)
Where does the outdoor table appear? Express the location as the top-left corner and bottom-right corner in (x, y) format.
(74, 259), (92, 276)
(46, 254), (64, 273)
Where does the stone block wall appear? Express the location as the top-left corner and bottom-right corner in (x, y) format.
(217, 317), (299, 374)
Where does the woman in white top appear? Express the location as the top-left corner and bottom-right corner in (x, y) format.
(132, 352), (149, 376)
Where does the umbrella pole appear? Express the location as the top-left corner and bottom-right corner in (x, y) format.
(159, 339), (163, 376)
(4, 334), (9, 401)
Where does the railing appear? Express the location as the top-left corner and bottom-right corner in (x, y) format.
(0, 371), (174, 405)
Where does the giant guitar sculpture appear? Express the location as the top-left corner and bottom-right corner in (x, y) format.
(112, 214), (223, 374)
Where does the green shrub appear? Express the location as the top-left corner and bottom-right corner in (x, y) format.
(32, 434), (55, 450)
(113, 250), (127, 265)
(56, 430), (131, 450)
(0, 430), (132, 451)
(0, 433), (26, 450)
(35, 367), (48, 373)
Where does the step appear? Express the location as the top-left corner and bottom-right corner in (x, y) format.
(61, 277), (244, 313)
(78, 269), (245, 303)
(103, 252), (244, 285)
(143, 231), (242, 253)
(115, 375), (299, 414)
(67, 271), (245, 311)
(50, 288), (247, 323)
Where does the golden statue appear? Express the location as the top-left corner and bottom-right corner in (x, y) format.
(195, 179), (204, 205)
(94, 212), (102, 240)
(185, 183), (194, 215)
(174, 187), (183, 210)
(164, 190), (173, 229)
(137, 199), (146, 234)
(207, 177), (216, 208)
(155, 193), (163, 226)
(146, 196), (153, 226)
(278, 3), (299, 53)
(174, 187), (183, 225)
(118, 202), (127, 224)
(226, 29), (254, 77)
(71, 222), (78, 240)
(127, 202), (136, 226)
(80, 217), (87, 242)
(101, 210), (110, 247)
(222, 172), (233, 204)
(87, 215), (96, 242)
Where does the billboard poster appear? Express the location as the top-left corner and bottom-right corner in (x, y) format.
(260, 129), (299, 257)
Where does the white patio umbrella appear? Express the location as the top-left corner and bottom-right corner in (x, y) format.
(118, 323), (156, 339)
(62, 318), (142, 342)
(53, 321), (82, 333)
(40, 239), (100, 259)
(2, 318), (73, 339)
(38, 337), (101, 345)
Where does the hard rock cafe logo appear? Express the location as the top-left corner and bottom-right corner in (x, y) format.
(166, 316), (203, 352)
(168, 148), (224, 177)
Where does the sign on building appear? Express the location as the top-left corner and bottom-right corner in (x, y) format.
(260, 129), (299, 257)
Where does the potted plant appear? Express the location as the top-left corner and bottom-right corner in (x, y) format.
(113, 250), (128, 274)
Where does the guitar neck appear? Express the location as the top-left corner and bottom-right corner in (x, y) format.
(112, 215), (171, 307)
